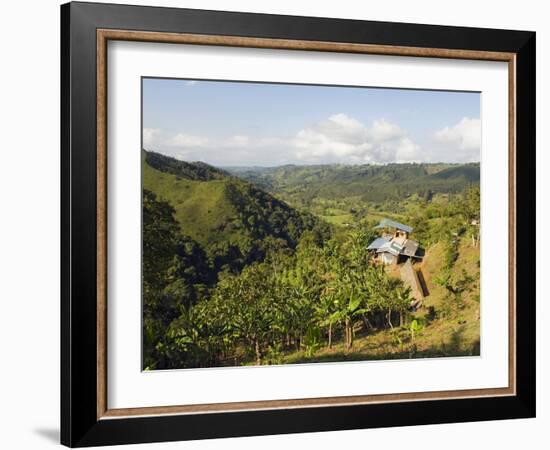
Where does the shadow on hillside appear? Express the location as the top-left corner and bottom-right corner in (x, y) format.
(416, 269), (430, 297)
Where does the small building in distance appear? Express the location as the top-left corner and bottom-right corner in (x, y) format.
(367, 218), (426, 307)
(367, 218), (422, 265)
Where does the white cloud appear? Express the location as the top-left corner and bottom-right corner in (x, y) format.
(185, 80), (197, 86)
(394, 137), (421, 162)
(225, 135), (251, 147)
(143, 128), (160, 147)
(142, 115), (481, 166)
(434, 117), (481, 151)
(432, 117), (481, 162)
(370, 119), (406, 142)
(142, 115), (422, 165)
(292, 114), (419, 164)
(169, 133), (210, 148)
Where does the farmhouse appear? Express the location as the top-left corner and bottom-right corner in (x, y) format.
(367, 218), (425, 307)
(367, 218), (422, 265)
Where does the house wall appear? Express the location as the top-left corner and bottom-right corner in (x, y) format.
(382, 253), (396, 265)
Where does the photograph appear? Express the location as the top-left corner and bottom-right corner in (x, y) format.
(141, 78), (482, 370)
(54, 1), (536, 446)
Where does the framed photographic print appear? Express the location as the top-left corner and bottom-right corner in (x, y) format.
(61, 1), (536, 447)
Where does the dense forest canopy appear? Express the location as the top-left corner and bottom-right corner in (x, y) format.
(143, 150), (480, 370)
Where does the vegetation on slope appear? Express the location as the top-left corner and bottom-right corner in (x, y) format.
(278, 237), (480, 365)
(143, 150), (329, 272)
(143, 151), (480, 370)
(228, 162), (480, 204)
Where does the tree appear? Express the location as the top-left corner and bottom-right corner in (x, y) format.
(206, 262), (282, 365)
(435, 268), (474, 317)
(142, 190), (181, 369)
(142, 190), (217, 369)
(321, 235), (375, 349)
(142, 190), (179, 294)
(464, 187), (480, 247)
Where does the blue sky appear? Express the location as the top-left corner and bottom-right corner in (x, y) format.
(143, 78), (481, 166)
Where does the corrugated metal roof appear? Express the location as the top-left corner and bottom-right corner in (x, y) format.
(374, 218), (413, 234)
(376, 241), (402, 256)
(375, 242), (391, 253)
(402, 239), (419, 257)
(367, 237), (390, 250)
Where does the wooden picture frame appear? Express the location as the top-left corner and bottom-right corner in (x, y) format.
(61, 1), (535, 447)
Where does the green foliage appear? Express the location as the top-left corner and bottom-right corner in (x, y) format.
(443, 235), (460, 269)
(435, 268), (475, 318)
(142, 154), (480, 369)
(302, 325), (323, 357)
(142, 190), (216, 369)
(142, 189), (180, 293)
(405, 186), (480, 247)
(170, 232), (414, 366)
(145, 150), (227, 181)
(143, 150), (329, 273)
(142, 190), (183, 368)
(410, 319), (423, 341)
(229, 162), (479, 204)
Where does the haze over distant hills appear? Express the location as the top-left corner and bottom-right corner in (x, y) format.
(226, 162), (480, 203)
(143, 149), (479, 267)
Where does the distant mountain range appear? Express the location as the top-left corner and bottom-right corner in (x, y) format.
(226, 162), (480, 203)
(143, 150), (479, 269)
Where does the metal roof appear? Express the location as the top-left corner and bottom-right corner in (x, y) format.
(375, 240), (403, 256)
(402, 239), (419, 257)
(369, 236), (421, 258)
(374, 218), (413, 234)
(367, 237), (390, 250)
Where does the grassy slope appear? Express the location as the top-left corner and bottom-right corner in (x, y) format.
(143, 153), (238, 248)
(143, 151), (321, 261)
(277, 238), (480, 365)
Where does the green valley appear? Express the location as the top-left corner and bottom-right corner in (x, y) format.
(143, 151), (480, 370)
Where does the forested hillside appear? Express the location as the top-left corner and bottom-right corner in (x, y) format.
(228, 163), (479, 230)
(143, 151), (480, 370)
(228, 163), (479, 204)
(143, 150), (329, 272)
